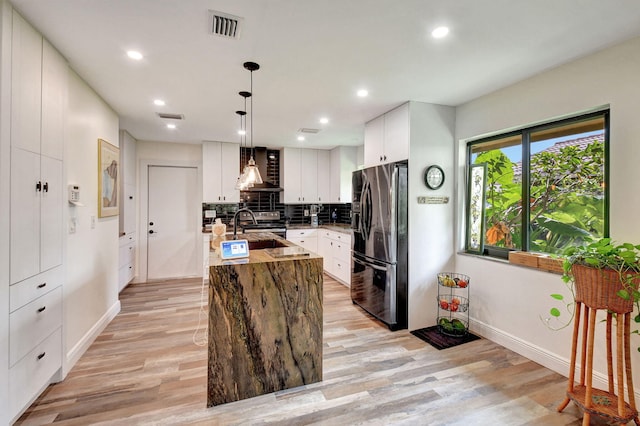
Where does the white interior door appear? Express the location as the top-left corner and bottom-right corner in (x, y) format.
(147, 165), (199, 280)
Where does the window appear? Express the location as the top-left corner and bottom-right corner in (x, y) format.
(466, 111), (608, 258)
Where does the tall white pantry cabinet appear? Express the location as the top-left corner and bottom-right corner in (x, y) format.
(6, 9), (67, 422)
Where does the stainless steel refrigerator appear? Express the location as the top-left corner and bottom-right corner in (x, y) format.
(351, 162), (408, 330)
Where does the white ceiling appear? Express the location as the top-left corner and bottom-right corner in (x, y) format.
(11, 0), (640, 149)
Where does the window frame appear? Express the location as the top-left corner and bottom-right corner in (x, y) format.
(465, 110), (610, 259)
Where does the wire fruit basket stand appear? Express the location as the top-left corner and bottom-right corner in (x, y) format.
(436, 272), (470, 337)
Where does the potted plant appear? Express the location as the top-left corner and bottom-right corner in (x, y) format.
(547, 238), (640, 341)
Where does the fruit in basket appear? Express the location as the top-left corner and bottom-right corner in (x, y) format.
(439, 299), (449, 310)
(442, 276), (456, 287)
(451, 297), (461, 305)
(457, 279), (468, 288)
(439, 318), (451, 328)
(449, 303), (459, 312)
(451, 319), (466, 331)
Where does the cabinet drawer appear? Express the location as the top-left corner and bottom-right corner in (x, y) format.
(119, 232), (135, 247)
(333, 257), (351, 285)
(10, 266), (62, 313)
(10, 286), (62, 366)
(333, 240), (351, 261)
(286, 228), (317, 239)
(10, 327), (62, 419)
(119, 241), (135, 266)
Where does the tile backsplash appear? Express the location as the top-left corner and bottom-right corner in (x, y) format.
(203, 198), (351, 227)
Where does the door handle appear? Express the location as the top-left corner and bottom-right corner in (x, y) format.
(149, 230), (155, 234)
(353, 256), (388, 272)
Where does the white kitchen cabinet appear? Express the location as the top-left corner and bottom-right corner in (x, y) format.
(300, 149), (318, 202)
(119, 130), (137, 236)
(364, 102), (409, 167)
(319, 229), (352, 286)
(330, 146), (357, 203)
(8, 11), (66, 421)
(316, 150), (331, 203)
(282, 148), (319, 203)
(10, 148), (63, 284)
(286, 228), (318, 254)
(11, 10), (42, 156)
(118, 233), (136, 292)
(202, 141), (240, 203)
(282, 148), (332, 204)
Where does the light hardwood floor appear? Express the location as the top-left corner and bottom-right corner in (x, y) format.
(16, 275), (606, 425)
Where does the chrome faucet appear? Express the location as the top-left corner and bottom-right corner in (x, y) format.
(232, 207), (257, 239)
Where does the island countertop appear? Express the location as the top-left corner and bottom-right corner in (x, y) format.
(207, 232), (321, 266)
(207, 232), (323, 407)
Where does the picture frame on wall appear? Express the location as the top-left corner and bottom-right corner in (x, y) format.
(466, 163), (487, 255)
(98, 138), (120, 218)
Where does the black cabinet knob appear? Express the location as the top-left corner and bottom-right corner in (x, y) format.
(37, 352), (46, 360)
(149, 222), (154, 226)
(38, 283), (47, 288)
(37, 306), (46, 313)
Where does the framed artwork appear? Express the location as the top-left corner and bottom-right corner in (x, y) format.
(466, 163), (487, 255)
(98, 138), (120, 217)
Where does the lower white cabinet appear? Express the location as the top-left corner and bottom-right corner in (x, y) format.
(8, 270), (63, 420)
(118, 233), (136, 292)
(286, 228), (318, 254)
(10, 328), (62, 419)
(318, 229), (352, 286)
(203, 233), (211, 284)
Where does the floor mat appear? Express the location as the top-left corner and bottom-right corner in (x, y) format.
(411, 325), (480, 350)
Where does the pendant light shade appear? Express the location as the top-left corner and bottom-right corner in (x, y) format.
(235, 93), (253, 190)
(241, 61), (263, 186)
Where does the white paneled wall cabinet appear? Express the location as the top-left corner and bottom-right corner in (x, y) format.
(8, 10), (67, 421)
(282, 147), (357, 204)
(202, 141), (240, 203)
(364, 102), (409, 167)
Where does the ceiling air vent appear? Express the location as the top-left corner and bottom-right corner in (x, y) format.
(209, 10), (243, 39)
(157, 112), (185, 120)
(298, 128), (320, 134)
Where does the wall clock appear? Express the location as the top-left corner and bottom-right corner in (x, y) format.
(424, 165), (445, 190)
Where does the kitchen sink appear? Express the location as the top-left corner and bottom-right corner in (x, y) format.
(247, 239), (289, 250)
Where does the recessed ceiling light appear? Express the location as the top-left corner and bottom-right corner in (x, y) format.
(431, 26), (449, 39)
(357, 89), (369, 98)
(319, 117), (329, 124)
(166, 123), (176, 129)
(297, 135), (305, 141)
(154, 99), (165, 106)
(127, 50), (143, 60)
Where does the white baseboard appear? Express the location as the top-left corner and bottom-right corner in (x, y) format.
(63, 300), (121, 377)
(470, 317), (640, 400)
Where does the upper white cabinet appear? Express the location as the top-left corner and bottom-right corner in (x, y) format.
(202, 141), (240, 203)
(281, 147), (323, 204)
(330, 146), (357, 203)
(283, 147), (356, 204)
(364, 102), (409, 167)
(10, 12), (66, 284)
(316, 150), (331, 203)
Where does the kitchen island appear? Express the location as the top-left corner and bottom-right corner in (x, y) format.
(207, 233), (323, 407)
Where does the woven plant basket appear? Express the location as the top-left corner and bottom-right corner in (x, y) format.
(572, 264), (640, 313)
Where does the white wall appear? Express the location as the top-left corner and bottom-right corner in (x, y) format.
(407, 102), (456, 330)
(64, 69), (120, 373)
(455, 36), (640, 388)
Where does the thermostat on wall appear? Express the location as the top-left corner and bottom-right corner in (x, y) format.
(220, 239), (250, 260)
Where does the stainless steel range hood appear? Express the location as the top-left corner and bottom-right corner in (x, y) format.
(241, 147), (283, 192)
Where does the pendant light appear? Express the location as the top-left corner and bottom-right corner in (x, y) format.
(235, 91), (253, 190)
(241, 61), (263, 185)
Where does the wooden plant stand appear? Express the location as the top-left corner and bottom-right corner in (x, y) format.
(557, 265), (640, 425)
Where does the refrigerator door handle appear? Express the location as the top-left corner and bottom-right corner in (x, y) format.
(353, 254), (389, 271)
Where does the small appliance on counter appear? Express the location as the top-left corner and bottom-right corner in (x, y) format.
(310, 205), (319, 227)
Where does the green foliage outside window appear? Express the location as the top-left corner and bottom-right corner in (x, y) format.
(472, 132), (605, 255)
